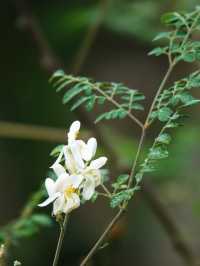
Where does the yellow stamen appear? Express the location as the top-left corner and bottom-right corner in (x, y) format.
(64, 186), (76, 198)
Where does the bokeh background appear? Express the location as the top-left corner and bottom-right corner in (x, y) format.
(1, 0), (200, 265)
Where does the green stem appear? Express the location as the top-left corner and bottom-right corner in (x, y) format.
(80, 208), (124, 266)
(53, 215), (69, 266)
(128, 128), (145, 188)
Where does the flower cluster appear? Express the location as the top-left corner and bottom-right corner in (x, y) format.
(39, 121), (107, 215)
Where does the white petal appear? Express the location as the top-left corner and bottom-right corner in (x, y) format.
(70, 142), (85, 169)
(87, 138), (97, 158)
(82, 138), (97, 161)
(68, 121), (81, 143)
(55, 174), (70, 192)
(51, 163), (67, 177)
(53, 195), (65, 215)
(63, 146), (77, 174)
(63, 193), (80, 214)
(69, 174), (83, 188)
(45, 178), (55, 196)
(69, 121), (81, 134)
(92, 169), (101, 186)
(89, 157), (107, 169)
(82, 177), (95, 200)
(38, 192), (60, 207)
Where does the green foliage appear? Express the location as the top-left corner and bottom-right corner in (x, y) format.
(0, 214), (52, 244)
(111, 174), (129, 191)
(156, 133), (171, 144)
(150, 7), (200, 64)
(135, 70), (200, 185)
(50, 71), (145, 123)
(110, 187), (139, 208)
(95, 108), (127, 123)
(150, 71), (200, 125)
(50, 145), (64, 157)
(12, 214), (52, 239)
(91, 192), (99, 203)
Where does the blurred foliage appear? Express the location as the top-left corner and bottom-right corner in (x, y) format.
(36, 0), (200, 55)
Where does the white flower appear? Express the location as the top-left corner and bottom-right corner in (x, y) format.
(81, 157), (107, 200)
(67, 120), (81, 144)
(39, 120), (108, 215)
(39, 163), (83, 215)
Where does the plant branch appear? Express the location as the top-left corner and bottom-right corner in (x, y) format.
(72, 0), (111, 74)
(80, 208), (124, 266)
(144, 62), (175, 128)
(53, 215), (69, 266)
(0, 121), (66, 143)
(93, 83), (144, 129)
(128, 128), (145, 188)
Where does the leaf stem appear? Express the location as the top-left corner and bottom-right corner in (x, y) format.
(144, 62), (175, 129)
(101, 183), (112, 197)
(94, 84), (144, 129)
(127, 128), (146, 188)
(53, 215), (69, 266)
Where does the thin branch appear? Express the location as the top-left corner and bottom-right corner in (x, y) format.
(53, 215), (69, 266)
(93, 83), (144, 129)
(101, 183), (112, 197)
(0, 121), (66, 143)
(144, 62), (175, 129)
(72, 0), (111, 74)
(80, 208), (124, 266)
(128, 128), (145, 188)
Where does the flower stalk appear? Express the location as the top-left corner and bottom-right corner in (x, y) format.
(53, 215), (69, 266)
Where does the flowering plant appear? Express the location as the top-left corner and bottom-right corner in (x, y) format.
(39, 121), (107, 216)
(0, 5), (200, 266)
(46, 6), (200, 266)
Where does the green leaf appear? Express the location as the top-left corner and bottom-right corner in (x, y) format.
(135, 172), (143, 183)
(55, 79), (75, 92)
(153, 31), (171, 41)
(31, 214), (52, 227)
(91, 192), (98, 203)
(110, 188), (138, 208)
(161, 12), (184, 26)
(62, 83), (86, 104)
(165, 122), (179, 128)
(179, 93), (200, 106)
(95, 109), (127, 123)
(97, 96), (106, 105)
(95, 113), (107, 123)
(86, 95), (96, 111)
(131, 103), (144, 110)
(49, 69), (65, 82)
(116, 174), (129, 184)
(158, 107), (173, 122)
(156, 133), (171, 144)
(183, 99), (200, 106)
(148, 147), (169, 160)
(182, 52), (196, 63)
(141, 163), (156, 173)
(50, 145), (64, 157)
(112, 174), (129, 190)
(70, 96), (90, 111)
(148, 47), (167, 56)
